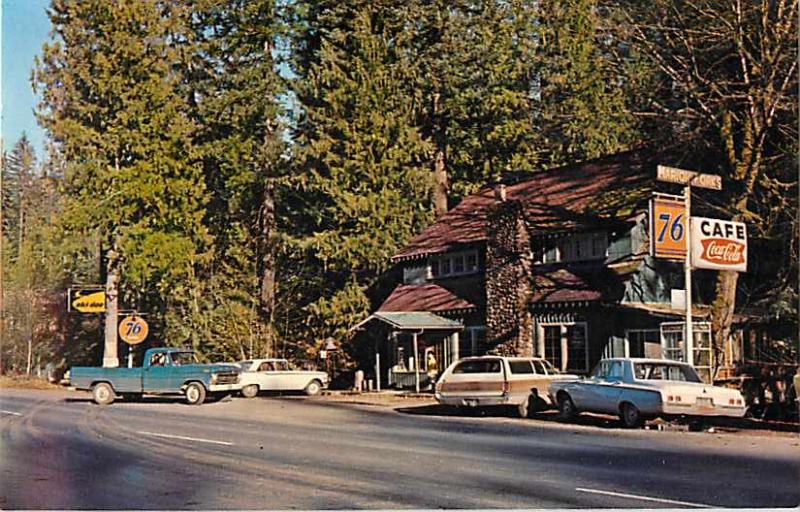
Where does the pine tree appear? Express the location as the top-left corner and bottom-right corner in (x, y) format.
(167, 0), (286, 357)
(291, 4), (434, 351)
(34, 0), (209, 363)
(400, 0), (542, 204)
(536, 0), (633, 165)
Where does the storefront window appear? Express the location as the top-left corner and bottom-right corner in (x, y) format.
(543, 326), (562, 371)
(540, 322), (589, 372)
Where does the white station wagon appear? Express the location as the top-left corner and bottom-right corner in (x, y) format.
(548, 357), (747, 428)
(237, 359), (329, 398)
(435, 356), (577, 418)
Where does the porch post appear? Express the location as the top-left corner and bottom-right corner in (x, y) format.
(413, 332), (420, 393)
(375, 351), (381, 391)
(451, 331), (460, 364)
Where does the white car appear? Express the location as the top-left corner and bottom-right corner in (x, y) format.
(434, 356), (577, 418)
(548, 357), (747, 428)
(237, 359), (329, 398)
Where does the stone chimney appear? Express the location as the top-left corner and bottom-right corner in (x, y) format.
(485, 199), (534, 357)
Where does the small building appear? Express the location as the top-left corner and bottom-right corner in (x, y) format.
(352, 152), (779, 389)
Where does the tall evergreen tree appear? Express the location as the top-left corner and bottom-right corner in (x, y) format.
(166, 0), (286, 359)
(536, 0), (634, 165)
(291, 5), (434, 351)
(34, 0), (209, 363)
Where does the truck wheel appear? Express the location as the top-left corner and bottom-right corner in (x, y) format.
(92, 383), (116, 405)
(620, 402), (643, 428)
(558, 393), (577, 422)
(304, 380), (322, 396)
(184, 382), (206, 405)
(517, 395), (531, 419)
(241, 384), (259, 399)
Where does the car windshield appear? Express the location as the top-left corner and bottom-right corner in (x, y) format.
(171, 352), (197, 366)
(633, 362), (702, 383)
(238, 360), (254, 371)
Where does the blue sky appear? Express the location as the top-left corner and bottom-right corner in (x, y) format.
(1, 0), (50, 155)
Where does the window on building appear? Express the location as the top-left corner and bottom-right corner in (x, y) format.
(566, 324), (587, 372)
(461, 326), (486, 358)
(430, 250), (481, 278)
(453, 254), (465, 274)
(626, 329), (661, 358)
(535, 232), (607, 264)
(465, 252), (478, 272)
(543, 326), (562, 371)
(540, 322), (589, 372)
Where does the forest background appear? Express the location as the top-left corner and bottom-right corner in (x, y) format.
(1, 0), (796, 375)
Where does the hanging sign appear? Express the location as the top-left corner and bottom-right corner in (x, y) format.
(690, 217), (747, 272)
(650, 196), (686, 259)
(68, 288), (106, 313)
(657, 165), (722, 190)
(119, 315), (149, 345)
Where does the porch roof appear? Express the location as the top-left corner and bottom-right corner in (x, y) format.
(351, 311), (463, 332)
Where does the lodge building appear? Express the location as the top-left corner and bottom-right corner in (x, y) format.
(353, 152), (766, 390)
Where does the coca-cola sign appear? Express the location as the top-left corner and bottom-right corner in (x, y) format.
(690, 217), (747, 272)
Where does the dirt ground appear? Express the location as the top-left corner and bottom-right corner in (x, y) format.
(0, 375), (62, 390)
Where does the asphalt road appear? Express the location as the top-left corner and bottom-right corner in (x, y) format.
(1, 388), (798, 510)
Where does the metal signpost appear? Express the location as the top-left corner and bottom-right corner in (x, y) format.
(655, 166), (722, 370)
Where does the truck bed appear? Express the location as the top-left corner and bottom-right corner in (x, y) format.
(70, 367), (143, 393)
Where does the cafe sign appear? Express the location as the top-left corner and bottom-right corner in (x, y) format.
(690, 217), (747, 272)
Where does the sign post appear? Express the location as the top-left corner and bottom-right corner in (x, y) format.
(684, 184), (694, 366)
(656, 166), (722, 370)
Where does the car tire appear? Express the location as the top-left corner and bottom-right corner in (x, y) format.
(304, 380), (322, 396)
(517, 395), (531, 419)
(241, 384), (259, 399)
(184, 382), (206, 405)
(558, 393), (577, 422)
(92, 382), (116, 406)
(620, 402), (643, 428)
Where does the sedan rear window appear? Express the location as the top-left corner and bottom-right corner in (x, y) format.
(453, 360), (502, 374)
(633, 363), (701, 383)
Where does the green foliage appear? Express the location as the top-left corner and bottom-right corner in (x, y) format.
(536, 0), (634, 165)
(288, 5), (434, 351)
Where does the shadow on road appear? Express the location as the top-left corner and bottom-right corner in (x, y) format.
(63, 394), (236, 405)
(395, 404), (624, 428)
(394, 403), (800, 433)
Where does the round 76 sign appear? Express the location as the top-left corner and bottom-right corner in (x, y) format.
(119, 315), (149, 345)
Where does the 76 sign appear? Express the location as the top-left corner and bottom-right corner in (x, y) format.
(650, 196), (686, 259)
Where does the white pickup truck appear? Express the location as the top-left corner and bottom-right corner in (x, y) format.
(548, 357), (747, 428)
(434, 356), (577, 418)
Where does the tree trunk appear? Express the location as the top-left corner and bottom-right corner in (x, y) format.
(103, 247), (120, 368)
(711, 270), (739, 368)
(24, 287), (35, 376)
(259, 180), (276, 358)
(432, 92), (449, 217)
